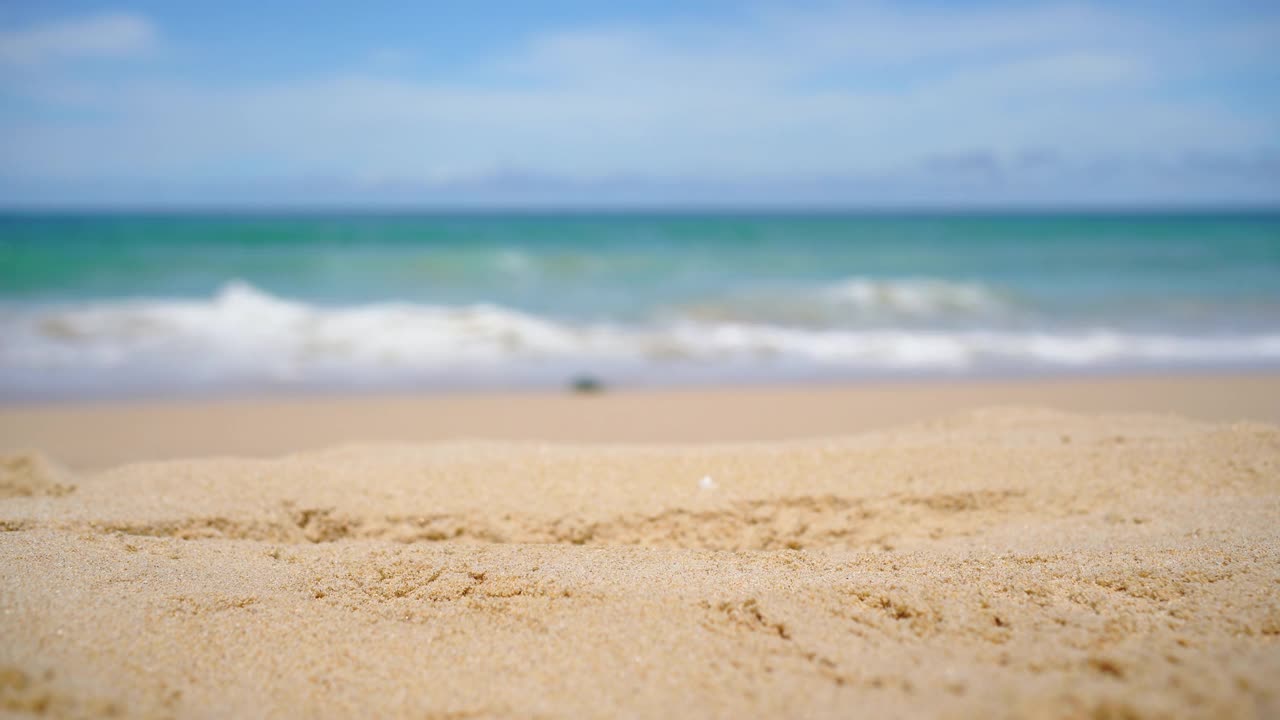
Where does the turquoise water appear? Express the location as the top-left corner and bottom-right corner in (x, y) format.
(2, 212), (1279, 399)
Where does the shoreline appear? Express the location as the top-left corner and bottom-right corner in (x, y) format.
(3, 372), (1278, 470)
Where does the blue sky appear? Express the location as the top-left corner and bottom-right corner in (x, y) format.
(0, 1), (1277, 207)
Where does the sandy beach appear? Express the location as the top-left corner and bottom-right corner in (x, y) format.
(4, 373), (1280, 471)
(3, 375), (1279, 718)
(5, 0), (1280, 714)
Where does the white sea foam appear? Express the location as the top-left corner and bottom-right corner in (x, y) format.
(675, 277), (1015, 327)
(820, 277), (1009, 317)
(3, 281), (1279, 397)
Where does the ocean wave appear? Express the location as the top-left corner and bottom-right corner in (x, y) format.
(673, 277), (1015, 327)
(820, 277), (1009, 316)
(3, 281), (1279, 396)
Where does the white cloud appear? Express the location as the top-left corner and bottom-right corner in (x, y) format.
(0, 12), (155, 65)
(0, 3), (1276, 205)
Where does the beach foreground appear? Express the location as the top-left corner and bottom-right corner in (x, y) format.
(3, 390), (1280, 718)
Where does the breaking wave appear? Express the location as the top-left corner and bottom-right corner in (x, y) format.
(674, 277), (1015, 327)
(821, 277), (1008, 316)
(3, 281), (1280, 398)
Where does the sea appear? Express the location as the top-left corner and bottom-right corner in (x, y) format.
(2, 211), (1278, 401)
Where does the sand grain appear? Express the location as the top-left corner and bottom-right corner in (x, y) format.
(2, 407), (1279, 718)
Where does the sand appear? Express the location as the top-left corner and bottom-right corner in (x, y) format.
(3, 373), (1280, 471)
(2, 377), (1280, 718)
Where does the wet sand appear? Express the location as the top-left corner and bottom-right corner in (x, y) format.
(3, 373), (1278, 470)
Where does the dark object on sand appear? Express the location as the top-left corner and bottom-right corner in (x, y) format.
(569, 375), (604, 394)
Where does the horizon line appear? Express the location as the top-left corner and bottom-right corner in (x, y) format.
(2, 203), (1279, 216)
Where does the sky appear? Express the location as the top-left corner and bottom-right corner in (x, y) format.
(0, 1), (1277, 208)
